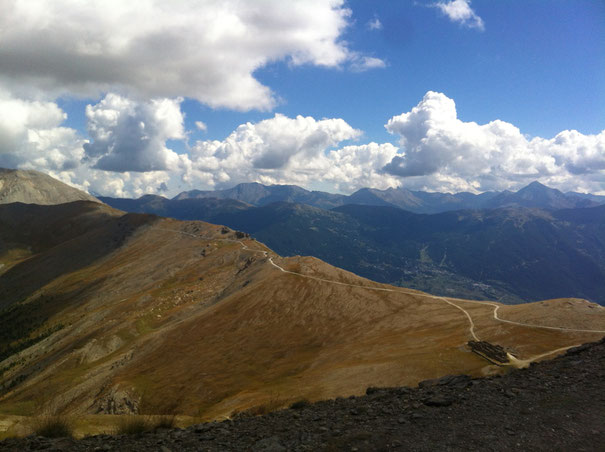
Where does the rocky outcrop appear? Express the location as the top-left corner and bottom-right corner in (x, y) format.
(78, 336), (124, 364)
(90, 386), (140, 415)
(467, 340), (510, 364)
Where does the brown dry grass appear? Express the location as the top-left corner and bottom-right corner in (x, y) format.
(29, 415), (74, 438)
(0, 210), (603, 421)
(113, 414), (176, 435)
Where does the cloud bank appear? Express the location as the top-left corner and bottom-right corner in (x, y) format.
(0, 0), (384, 111)
(4, 90), (603, 197)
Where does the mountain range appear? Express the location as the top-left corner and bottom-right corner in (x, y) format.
(1, 170), (603, 423)
(100, 181), (605, 305)
(166, 180), (604, 213)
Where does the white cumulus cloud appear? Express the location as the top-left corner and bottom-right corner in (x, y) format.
(0, 91), (183, 197)
(188, 113), (362, 188)
(2, 87), (604, 198)
(324, 143), (400, 192)
(0, 92), (85, 172)
(433, 0), (484, 31)
(83, 94), (186, 173)
(383, 91), (605, 193)
(0, 0), (379, 111)
(187, 115), (405, 193)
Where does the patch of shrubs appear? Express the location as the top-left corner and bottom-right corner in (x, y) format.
(114, 415), (176, 435)
(30, 415), (74, 438)
(289, 399), (311, 410)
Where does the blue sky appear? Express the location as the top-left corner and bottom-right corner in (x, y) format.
(205, 0), (604, 141)
(56, 0), (605, 143)
(0, 0), (604, 196)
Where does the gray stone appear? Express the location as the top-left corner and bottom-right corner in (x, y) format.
(253, 435), (286, 451)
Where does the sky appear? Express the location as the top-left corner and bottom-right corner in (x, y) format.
(0, 0), (603, 197)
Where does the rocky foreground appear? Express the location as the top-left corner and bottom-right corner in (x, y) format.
(3, 338), (604, 451)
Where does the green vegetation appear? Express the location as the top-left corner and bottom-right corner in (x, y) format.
(0, 323), (63, 364)
(0, 293), (66, 363)
(134, 316), (154, 335)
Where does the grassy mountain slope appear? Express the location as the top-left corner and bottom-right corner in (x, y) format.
(0, 202), (602, 420)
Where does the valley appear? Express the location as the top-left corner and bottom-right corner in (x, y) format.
(101, 186), (605, 305)
(0, 199), (603, 429)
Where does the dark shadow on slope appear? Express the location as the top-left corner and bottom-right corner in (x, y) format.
(0, 202), (159, 309)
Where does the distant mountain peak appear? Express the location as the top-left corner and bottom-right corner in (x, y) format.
(485, 180), (596, 210)
(234, 182), (264, 189)
(0, 168), (100, 205)
(139, 193), (167, 200)
(516, 181), (563, 199)
(518, 181), (558, 194)
(526, 180), (547, 188)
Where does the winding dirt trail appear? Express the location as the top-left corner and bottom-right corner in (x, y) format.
(160, 227), (605, 365)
